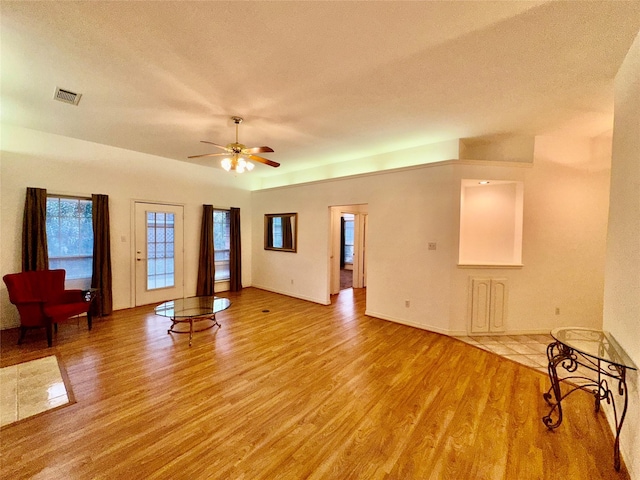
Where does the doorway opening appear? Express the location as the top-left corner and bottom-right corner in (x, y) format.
(340, 214), (355, 289)
(330, 205), (368, 297)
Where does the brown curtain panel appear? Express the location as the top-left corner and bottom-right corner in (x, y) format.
(196, 205), (215, 296)
(22, 187), (49, 271)
(91, 194), (113, 316)
(230, 207), (242, 292)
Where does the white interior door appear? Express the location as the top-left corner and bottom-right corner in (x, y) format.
(330, 207), (341, 295)
(352, 213), (367, 289)
(134, 202), (184, 306)
(361, 214), (368, 288)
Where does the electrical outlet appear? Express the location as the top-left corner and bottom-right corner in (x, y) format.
(405, 300), (410, 308)
(428, 242), (437, 250)
(555, 307), (560, 315)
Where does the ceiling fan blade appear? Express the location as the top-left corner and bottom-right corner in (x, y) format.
(187, 152), (229, 159)
(200, 141), (230, 151)
(248, 154), (280, 168)
(242, 146), (275, 154)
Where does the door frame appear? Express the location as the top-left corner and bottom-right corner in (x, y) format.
(329, 204), (368, 295)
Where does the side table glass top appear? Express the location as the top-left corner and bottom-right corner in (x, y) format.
(551, 327), (637, 370)
(155, 296), (231, 319)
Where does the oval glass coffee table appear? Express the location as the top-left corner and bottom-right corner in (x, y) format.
(154, 296), (230, 346)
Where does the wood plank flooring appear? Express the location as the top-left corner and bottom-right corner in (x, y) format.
(0, 287), (629, 479)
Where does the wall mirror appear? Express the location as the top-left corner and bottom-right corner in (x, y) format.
(264, 213), (298, 252)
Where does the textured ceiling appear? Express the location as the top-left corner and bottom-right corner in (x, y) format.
(1, 1), (639, 185)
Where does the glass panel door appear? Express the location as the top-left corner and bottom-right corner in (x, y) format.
(135, 203), (184, 306)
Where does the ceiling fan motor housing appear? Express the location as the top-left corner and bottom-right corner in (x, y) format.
(229, 142), (245, 153)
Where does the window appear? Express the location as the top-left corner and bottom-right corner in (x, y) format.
(343, 215), (355, 264)
(271, 217), (283, 248)
(146, 211), (175, 289)
(46, 196), (93, 284)
(213, 209), (230, 281)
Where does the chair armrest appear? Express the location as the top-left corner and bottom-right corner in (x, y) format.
(59, 289), (86, 303)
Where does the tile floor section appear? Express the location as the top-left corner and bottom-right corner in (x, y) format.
(0, 355), (70, 427)
(454, 333), (553, 375)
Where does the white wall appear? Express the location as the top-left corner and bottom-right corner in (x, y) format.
(450, 137), (611, 334)
(251, 137), (611, 337)
(251, 176), (375, 305)
(1, 125), (252, 329)
(254, 140), (460, 190)
(604, 31), (640, 479)
(251, 163), (458, 330)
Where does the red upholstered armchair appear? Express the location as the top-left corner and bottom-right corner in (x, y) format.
(3, 269), (93, 347)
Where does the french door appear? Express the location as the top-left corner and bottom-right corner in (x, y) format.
(134, 202), (184, 306)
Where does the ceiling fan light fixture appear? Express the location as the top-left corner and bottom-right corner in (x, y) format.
(191, 116), (280, 172)
(220, 155), (254, 173)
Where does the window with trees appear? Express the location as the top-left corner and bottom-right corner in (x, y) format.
(213, 209), (230, 281)
(46, 196), (93, 283)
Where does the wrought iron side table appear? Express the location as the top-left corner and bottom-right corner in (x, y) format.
(543, 327), (637, 471)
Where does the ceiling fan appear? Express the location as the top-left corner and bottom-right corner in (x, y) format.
(188, 116), (279, 172)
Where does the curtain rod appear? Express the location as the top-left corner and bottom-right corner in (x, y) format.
(47, 193), (91, 200)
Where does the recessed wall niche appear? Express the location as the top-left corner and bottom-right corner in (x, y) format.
(459, 180), (524, 266)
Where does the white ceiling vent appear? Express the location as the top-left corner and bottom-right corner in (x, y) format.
(53, 87), (82, 105)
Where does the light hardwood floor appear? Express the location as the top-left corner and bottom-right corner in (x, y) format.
(0, 288), (629, 479)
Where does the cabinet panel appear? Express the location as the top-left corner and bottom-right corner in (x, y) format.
(490, 278), (508, 332)
(469, 277), (508, 333)
(470, 277), (491, 333)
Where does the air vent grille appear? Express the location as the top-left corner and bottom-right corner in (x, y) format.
(54, 87), (82, 105)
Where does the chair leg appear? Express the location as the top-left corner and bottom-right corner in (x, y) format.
(17, 327), (27, 345)
(45, 323), (53, 347)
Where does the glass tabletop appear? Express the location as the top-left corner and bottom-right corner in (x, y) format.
(154, 296), (231, 319)
(551, 327), (637, 370)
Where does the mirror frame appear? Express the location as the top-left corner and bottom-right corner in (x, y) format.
(264, 213), (298, 253)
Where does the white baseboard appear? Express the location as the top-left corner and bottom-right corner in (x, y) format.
(363, 311), (552, 337)
(364, 310), (467, 336)
(464, 329), (552, 336)
(249, 284), (330, 306)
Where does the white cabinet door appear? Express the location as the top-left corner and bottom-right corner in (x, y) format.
(490, 278), (508, 332)
(470, 277), (507, 333)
